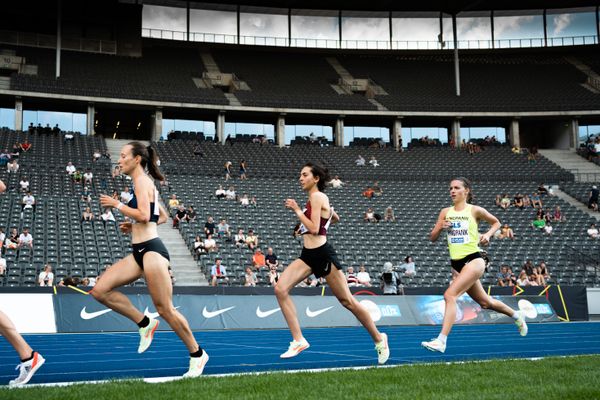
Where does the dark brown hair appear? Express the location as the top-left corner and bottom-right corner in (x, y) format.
(128, 142), (165, 181)
(303, 162), (331, 192)
(452, 177), (474, 203)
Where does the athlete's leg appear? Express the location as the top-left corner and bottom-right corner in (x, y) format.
(143, 252), (199, 353)
(467, 280), (517, 316)
(274, 259), (312, 341)
(90, 255), (144, 323)
(325, 267), (382, 343)
(0, 310), (33, 359)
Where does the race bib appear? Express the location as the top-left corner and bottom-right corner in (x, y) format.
(447, 219), (470, 245)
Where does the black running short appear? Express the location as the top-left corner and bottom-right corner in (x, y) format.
(299, 242), (343, 278)
(451, 252), (485, 273)
(132, 237), (170, 270)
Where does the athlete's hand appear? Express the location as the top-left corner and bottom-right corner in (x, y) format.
(285, 198), (300, 212)
(442, 220), (452, 230)
(100, 194), (118, 209)
(119, 222), (132, 234)
(479, 233), (491, 246)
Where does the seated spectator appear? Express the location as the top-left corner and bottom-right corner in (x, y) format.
(588, 185), (599, 211)
(244, 267), (257, 287)
(250, 196), (258, 208)
(18, 228), (33, 249)
(0, 228), (4, 248)
(402, 256), (416, 277)
(268, 265), (280, 286)
(245, 229), (259, 250)
(532, 215), (546, 230)
(217, 219), (231, 239)
(239, 193), (250, 207)
(522, 194), (531, 208)
(531, 192), (543, 209)
(552, 206), (565, 222)
(362, 187), (374, 199)
(81, 207), (94, 222)
(185, 206), (197, 223)
(587, 223), (599, 239)
(355, 155), (366, 166)
(6, 159), (19, 174)
(500, 193), (511, 210)
(516, 270), (529, 286)
(20, 140), (31, 152)
(330, 175), (344, 188)
(210, 258), (228, 287)
(215, 185), (226, 199)
(496, 265), (514, 287)
(511, 146), (521, 154)
(193, 235), (206, 255)
(81, 276), (97, 287)
(72, 170), (83, 183)
(543, 222), (553, 235)
(346, 266), (359, 286)
(66, 161), (76, 175)
(369, 156), (379, 167)
(364, 207), (377, 223)
(19, 177), (29, 192)
(265, 247), (279, 269)
(5, 228), (19, 249)
(38, 264), (54, 287)
(538, 262), (550, 282)
(172, 205), (187, 228)
(534, 266), (546, 286)
(100, 208), (115, 226)
(193, 143), (203, 157)
(372, 181), (383, 197)
(234, 229), (246, 248)
(92, 149), (101, 162)
(204, 216), (216, 237)
(21, 191), (36, 214)
(112, 165), (121, 178)
(513, 193), (524, 209)
(498, 224), (515, 240)
(167, 194), (179, 210)
(204, 234), (218, 252)
(252, 248), (266, 270)
(494, 194), (501, 208)
(384, 206), (395, 222)
(537, 183), (549, 196)
(380, 262), (400, 295)
(225, 186), (236, 201)
(522, 260), (535, 276)
(356, 265), (371, 286)
(81, 186), (92, 203)
(527, 273), (539, 286)
(10, 143), (21, 159)
(0, 254), (5, 276)
(83, 169), (93, 185)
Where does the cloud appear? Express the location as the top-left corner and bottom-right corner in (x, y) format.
(393, 18), (439, 41)
(240, 13), (287, 37)
(189, 9), (236, 35)
(142, 5), (186, 32)
(552, 14), (572, 35)
(342, 18), (388, 40)
(291, 16), (338, 40)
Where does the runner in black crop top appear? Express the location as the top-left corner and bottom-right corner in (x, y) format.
(127, 186), (160, 223)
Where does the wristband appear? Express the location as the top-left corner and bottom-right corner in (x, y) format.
(117, 202), (124, 210)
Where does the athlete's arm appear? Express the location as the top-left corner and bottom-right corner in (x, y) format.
(331, 209), (340, 224)
(474, 206), (501, 245)
(0, 179), (5, 193)
(157, 204), (168, 225)
(429, 208), (450, 242)
(285, 192), (324, 235)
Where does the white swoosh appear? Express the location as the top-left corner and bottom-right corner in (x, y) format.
(80, 307), (112, 320)
(256, 306), (280, 318)
(202, 306), (235, 319)
(144, 306), (181, 320)
(306, 306), (334, 318)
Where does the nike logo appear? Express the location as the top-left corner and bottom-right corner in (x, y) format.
(138, 248), (145, 253)
(202, 306), (235, 319)
(80, 307), (112, 320)
(305, 306), (334, 318)
(144, 306), (181, 319)
(256, 306), (280, 318)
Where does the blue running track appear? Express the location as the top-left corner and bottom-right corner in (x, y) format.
(1, 322), (599, 385)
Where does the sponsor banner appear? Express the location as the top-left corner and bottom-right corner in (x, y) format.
(0, 294), (56, 333)
(53, 293), (556, 333)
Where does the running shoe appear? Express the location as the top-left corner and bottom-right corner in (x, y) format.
(421, 338), (446, 353)
(515, 312), (529, 337)
(9, 352), (45, 387)
(183, 351), (210, 378)
(375, 333), (390, 364)
(138, 318), (159, 353)
(280, 338), (310, 358)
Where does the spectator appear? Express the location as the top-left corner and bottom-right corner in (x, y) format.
(239, 194), (250, 207)
(522, 194), (532, 208)
(511, 146), (521, 154)
(112, 165), (121, 178)
(402, 256), (416, 277)
(244, 267), (257, 287)
(234, 229), (246, 248)
(19, 176), (29, 192)
(210, 258), (228, 286)
(0, 228), (5, 248)
(167, 194), (179, 211)
(81, 186), (92, 203)
(589, 185), (599, 211)
(215, 185), (226, 199)
(224, 161), (233, 181)
(193, 235), (206, 255)
(369, 156), (379, 167)
(252, 248), (266, 270)
(20, 140), (31, 152)
(346, 266), (359, 286)
(513, 193), (524, 209)
(38, 264), (54, 287)
(380, 262), (400, 295)
(18, 228), (33, 249)
(538, 262), (550, 282)
(66, 161), (76, 175)
(330, 175), (344, 188)
(500, 193), (511, 210)
(6, 159), (19, 174)
(217, 219), (231, 239)
(204, 216), (216, 237)
(0, 254), (5, 276)
(355, 155), (366, 166)
(172, 205), (187, 228)
(81, 207), (94, 222)
(239, 160), (247, 180)
(532, 215), (546, 230)
(203, 234), (218, 252)
(193, 143), (203, 157)
(265, 247), (279, 269)
(81, 276), (97, 287)
(362, 187), (374, 199)
(531, 192), (543, 209)
(21, 191), (36, 214)
(364, 207), (377, 223)
(587, 223), (599, 239)
(185, 206), (197, 223)
(268, 265), (280, 286)
(522, 260), (535, 276)
(527, 273), (540, 286)
(100, 208), (115, 226)
(5, 228), (19, 249)
(225, 186), (236, 201)
(250, 196), (258, 208)
(496, 265), (514, 287)
(10, 143), (21, 159)
(537, 183), (549, 196)
(83, 169), (93, 185)
(498, 224), (515, 240)
(384, 206), (395, 222)
(372, 181), (383, 197)
(356, 264), (372, 287)
(552, 206), (565, 222)
(245, 229), (258, 250)
(92, 149), (101, 162)
(543, 222), (553, 236)
(516, 270), (529, 286)
(72, 169), (83, 184)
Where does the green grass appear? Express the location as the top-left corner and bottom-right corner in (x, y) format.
(3, 355), (600, 400)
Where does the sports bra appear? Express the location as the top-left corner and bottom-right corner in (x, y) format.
(127, 186), (160, 223)
(298, 200), (333, 236)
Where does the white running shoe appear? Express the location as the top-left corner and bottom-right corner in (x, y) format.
(375, 333), (390, 365)
(515, 312), (529, 337)
(9, 352), (45, 387)
(280, 338), (310, 359)
(183, 351), (209, 378)
(421, 338), (446, 353)
(138, 319), (160, 353)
